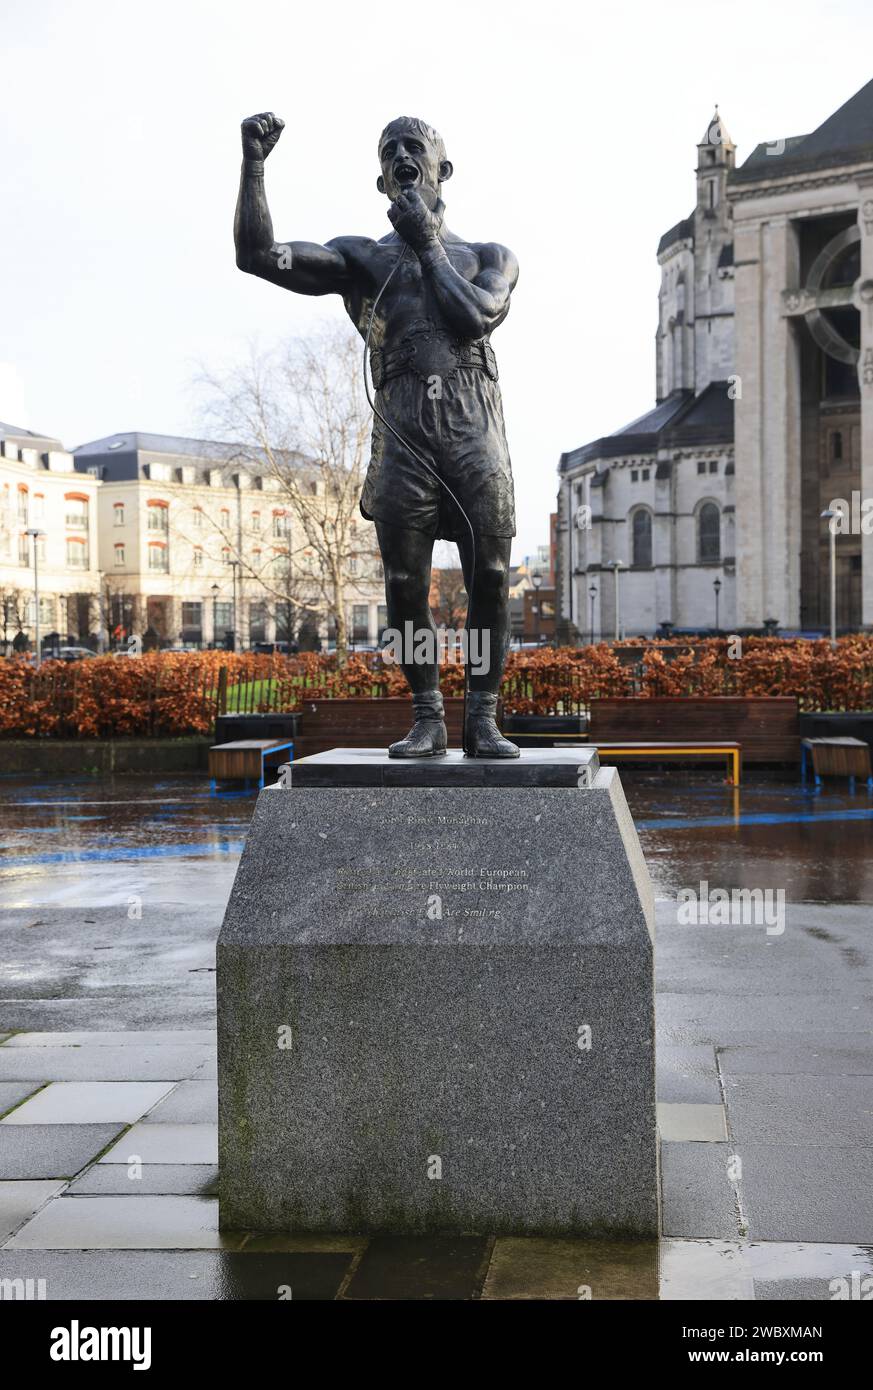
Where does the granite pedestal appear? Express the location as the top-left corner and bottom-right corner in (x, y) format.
(217, 747), (657, 1235)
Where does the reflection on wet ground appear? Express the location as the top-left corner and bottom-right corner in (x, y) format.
(1, 772), (871, 904)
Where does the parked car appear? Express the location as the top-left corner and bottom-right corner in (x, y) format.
(56, 646), (96, 661)
(251, 640), (299, 655)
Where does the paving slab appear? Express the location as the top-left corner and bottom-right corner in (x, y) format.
(2, 1031), (216, 1048)
(745, 1239), (873, 1282)
(660, 1142), (741, 1240)
(142, 1082), (217, 1124)
(658, 1102), (727, 1141)
(739, 1143), (873, 1243)
(99, 1123), (217, 1165)
(6, 1195), (239, 1250)
(659, 1239), (754, 1300)
(481, 1236), (658, 1300)
(656, 1045), (722, 1104)
(240, 1233), (367, 1253)
(722, 1073), (873, 1144)
(0, 997), (216, 1032)
(0, 1124), (123, 1180)
(341, 1234), (490, 1300)
(0, 1045), (214, 1082)
(1, 1082), (174, 1126)
(719, 1044), (873, 1076)
(0, 1180), (65, 1243)
(0, 1082), (41, 1118)
(656, 991), (864, 1047)
(0, 1249), (352, 1299)
(67, 1164), (219, 1196)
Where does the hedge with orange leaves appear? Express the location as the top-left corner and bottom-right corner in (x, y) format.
(2, 637), (873, 738)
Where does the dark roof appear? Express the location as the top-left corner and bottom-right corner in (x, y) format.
(560, 383), (733, 473)
(657, 213), (694, 256)
(733, 76), (873, 183)
(74, 431), (241, 461)
(0, 420), (61, 445)
(73, 430), (307, 484)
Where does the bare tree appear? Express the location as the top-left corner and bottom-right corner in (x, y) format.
(198, 322), (380, 660)
(0, 586), (26, 653)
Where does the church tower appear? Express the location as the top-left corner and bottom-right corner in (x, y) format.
(693, 107), (736, 392)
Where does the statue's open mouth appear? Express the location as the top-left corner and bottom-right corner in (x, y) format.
(394, 162), (419, 187)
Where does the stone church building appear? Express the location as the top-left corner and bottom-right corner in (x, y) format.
(557, 77), (873, 638)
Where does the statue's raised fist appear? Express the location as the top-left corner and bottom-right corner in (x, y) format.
(241, 112), (285, 161)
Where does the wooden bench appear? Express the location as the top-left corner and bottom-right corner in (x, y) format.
(590, 697), (799, 765)
(801, 737), (873, 789)
(595, 740), (741, 785)
(209, 739), (294, 791)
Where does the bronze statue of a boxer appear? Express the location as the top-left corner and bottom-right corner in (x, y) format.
(235, 112), (519, 758)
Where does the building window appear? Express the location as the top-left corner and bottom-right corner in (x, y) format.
(249, 601), (267, 642)
(352, 604), (369, 641)
(214, 601), (233, 632)
(33, 494), (45, 522)
(193, 507), (203, 528)
(641, 468), (650, 481)
(193, 548), (203, 567)
(832, 431), (844, 465)
(182, 601), (203, 631)
(251, 511), (261, 532)
(273, 511), (289, 538)
(65, 494), (89, 528)
(631, 509), (653, 567)
(66, 537), (89, 569)
(114, 544), (125, 566)
(697, 502), (721, 563)
(348, 556), (358, 575)
(222, 547), (231, 566)
(708, 460), (718, 474)
(631, 469), (639, 483)
(28, 596), (55, 628)
(378, 604), (389, 640)
(148, 543), (169, 572)
(147, 502), (169, 531)
(17, 487), (28, 523)
(114, 503), (125, 525)
(697, 460), (706, 475)
(18, 533), (29, 565)
(35, 534), (46, 562)
(220, 507), (230, 530)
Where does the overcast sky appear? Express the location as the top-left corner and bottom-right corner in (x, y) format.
(3, 0), (873, 561)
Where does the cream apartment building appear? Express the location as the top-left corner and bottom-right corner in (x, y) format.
(0, 421), (101, 651)
(73, 431), (385, 648)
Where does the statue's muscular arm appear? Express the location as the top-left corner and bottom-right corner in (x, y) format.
(234, 111), (370, 297)
(387, 189), (518, 338)
(422, 241), (518, 339)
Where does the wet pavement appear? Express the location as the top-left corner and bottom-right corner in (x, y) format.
(0, 771), (871, 1299)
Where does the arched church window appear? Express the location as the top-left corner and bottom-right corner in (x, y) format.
(698, 502), (721, 563)
(631, 509), (653, 568)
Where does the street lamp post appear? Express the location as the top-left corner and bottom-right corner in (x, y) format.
(820, 509), (838, 648)
(211, 584), (220, 649)
(531, 571), (542, 644)
(611, 561), (625, 642)
(25, 528), (45, 667)
(588, 584), (597, 645)
(229, 561), (241, 653)
(713, 576), (722, 634)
